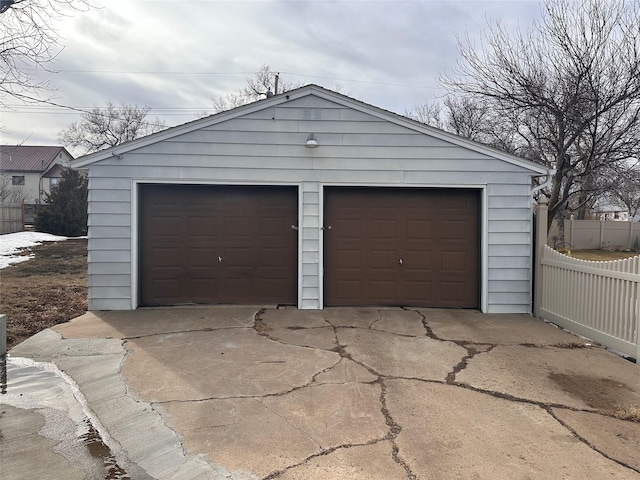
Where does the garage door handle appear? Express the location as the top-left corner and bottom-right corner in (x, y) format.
(399, 258), (403, 266)
(291, 225), (299, 230)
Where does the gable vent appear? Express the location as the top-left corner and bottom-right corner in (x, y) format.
(303, 109), (323, 121)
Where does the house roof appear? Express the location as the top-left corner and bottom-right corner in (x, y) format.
(72, 84), (549, 175)
(43, 163), (67, 178)
(0, 145), (72, 173)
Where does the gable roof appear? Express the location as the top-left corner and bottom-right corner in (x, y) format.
(0, 145), (72, 173)
(43, 163), (68, 178)
(72, 84), (548, 175)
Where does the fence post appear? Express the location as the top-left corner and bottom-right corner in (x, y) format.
(569, 216), (573, 247)
(636, 280), (640, 363)
(534, 196), (548, 318)
(0, 314), (6, 357)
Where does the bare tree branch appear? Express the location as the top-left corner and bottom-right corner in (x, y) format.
(210, 64), (305, 113)
(0, 0), (92, 104)
(438, 0), (640, 224)
(58, 102), (167, 154)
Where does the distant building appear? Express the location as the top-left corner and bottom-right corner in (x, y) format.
(0, 145), (74, 204)
(588, 202), (630, 221)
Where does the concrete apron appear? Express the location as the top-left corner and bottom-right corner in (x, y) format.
(7, 306), (640, 480)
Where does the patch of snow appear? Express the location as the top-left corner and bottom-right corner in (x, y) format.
(0, 232), (69, 269)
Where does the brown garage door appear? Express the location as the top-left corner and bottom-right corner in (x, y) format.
(139, 184), (298, 306)
(324, 187), (479, 308)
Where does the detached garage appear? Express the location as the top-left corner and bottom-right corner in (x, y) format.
(73, 85), (549, 313)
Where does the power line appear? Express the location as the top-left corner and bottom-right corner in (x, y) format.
(24, 68), (440, 90)
(3, 93), (176, 128)
(2, 104), (217, 115)
(41, 70), (256, 76)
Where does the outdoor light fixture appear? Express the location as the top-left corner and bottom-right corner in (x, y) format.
(0, 1), (15, 14)
(305, 133), (319, 148)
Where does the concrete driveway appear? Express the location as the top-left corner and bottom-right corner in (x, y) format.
(5, 307), (640, 479)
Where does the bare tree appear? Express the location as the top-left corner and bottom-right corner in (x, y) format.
(441, 0), (640, 224)
(608, 164), (640, 220)
(407, 95), (521, 152)
(0, 0), (91, 104)
(0, 175), (29, 204)
(58, 102), (166, 154)
(405, 100), (444, 129)
(211, 64), (305, 113)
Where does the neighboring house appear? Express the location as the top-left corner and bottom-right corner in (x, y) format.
(72, 85), (549, 313)
(588, 204), (630, 221)
(0, 145), (73, 204)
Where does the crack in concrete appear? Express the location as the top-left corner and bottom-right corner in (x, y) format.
(445, 345), (495, 384)
(368, 309), (384, 330)
(259, 438), (389, 480)
(547, 407), (640, 474)
(440, 379), (640, 473)
(323, 311), (418, 479)
(412, 307), (441, 341)
(147, 307), (638, 478)
(256, 398), (323, 451)
(410, 308), (491, 386)
(248, 310), (420, 479)
(360, 308), (639, 475)
(377, 378), (418, 480)
(116, 326), (251, 341)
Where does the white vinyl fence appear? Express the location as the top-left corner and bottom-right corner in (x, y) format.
(537, 246), (639, 360)
(564, 219), (640, 250)
(535, 199), (640, 362)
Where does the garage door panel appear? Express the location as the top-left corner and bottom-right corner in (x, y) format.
(441, 218), (469, 234)
(335, 249), (362, 267)
(151, 278), (185, 300)
(370, 219), (397, 238)
(405, 219), (434, 240)
(404, 280), (433, 294)
(140, 184), (297, 305)
(334, 222), (363, 239)
(439, 282), (475, 308)
(440, 251), (470, 272)
(325, 187), (479, 308)
(404, 248), (433, 263)
(152, 217), (181, 232)
(369, 248), (397, 263)
(187, 248), (218, 265)
(368, 280), (397, 303)
(259, 247), (291, 266)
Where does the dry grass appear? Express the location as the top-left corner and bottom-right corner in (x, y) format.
(553, 341), (590, 349)
(567, 250), (640, 261)
(1, 239), (88, 349)
(611, 405), (640, 423)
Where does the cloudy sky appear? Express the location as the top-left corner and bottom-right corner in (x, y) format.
(2, 0), (543, 155)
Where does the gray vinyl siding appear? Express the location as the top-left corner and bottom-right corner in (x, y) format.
(81, 91), (542, 313)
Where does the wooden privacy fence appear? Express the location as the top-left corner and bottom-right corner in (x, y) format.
(535, 198), (640, 362)
(0, 202), (24, 234)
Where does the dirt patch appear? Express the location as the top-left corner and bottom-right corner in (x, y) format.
(568, 250), (640, 261)
(552, 341), (590, 349)
(549, 373), (638, 415)
(1, 239), (88, 350)
(612, 405), (640, 423)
